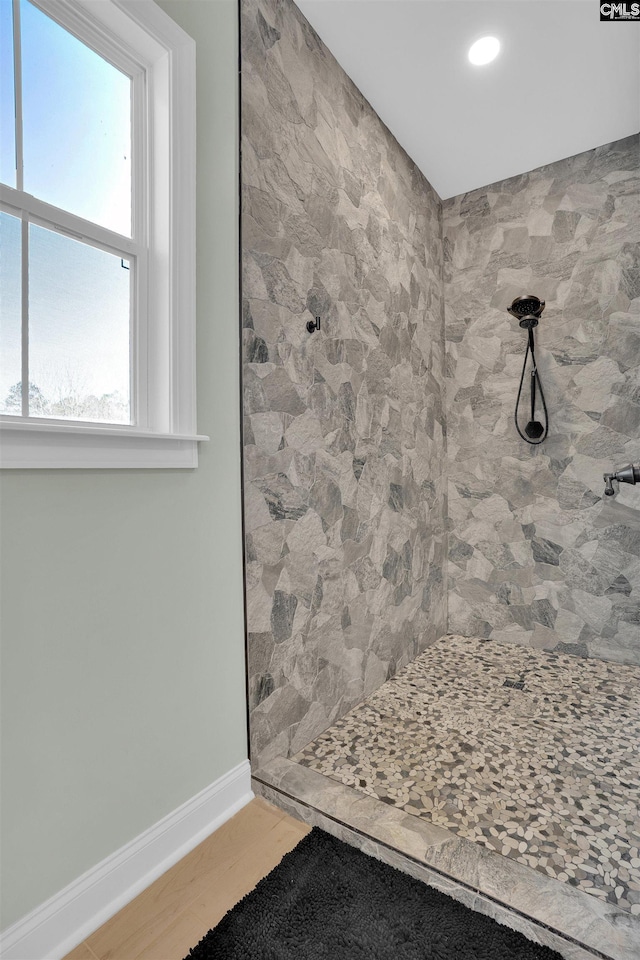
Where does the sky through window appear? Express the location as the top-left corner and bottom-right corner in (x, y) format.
(0, 0), (134, 423)
(21, 0), (132, 235)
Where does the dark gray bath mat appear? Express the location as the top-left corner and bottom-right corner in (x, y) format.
(184, 826), (563, 959)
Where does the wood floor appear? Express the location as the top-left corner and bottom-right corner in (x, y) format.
(63, 797), (310, 960)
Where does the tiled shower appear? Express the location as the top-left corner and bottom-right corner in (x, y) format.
(240, 0), (640, 957)
(444, 140), (640, 663)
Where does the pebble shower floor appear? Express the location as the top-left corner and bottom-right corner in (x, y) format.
(295, 635), (640, 914)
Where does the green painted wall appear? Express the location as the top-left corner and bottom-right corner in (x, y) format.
(0, 0), (245, 930)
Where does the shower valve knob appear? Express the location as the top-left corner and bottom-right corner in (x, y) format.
(306, 316), (321, 334)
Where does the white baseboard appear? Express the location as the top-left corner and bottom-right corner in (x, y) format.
(0, 759), (253, 960)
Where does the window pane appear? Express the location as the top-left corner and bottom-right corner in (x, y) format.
(21, 0), (132, 236)
(0, 212), (22, 414)
(29, 224), (131, 424)
(0, 0), (16, 187)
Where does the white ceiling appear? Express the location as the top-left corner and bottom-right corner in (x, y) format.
(295, 0), (640, 199)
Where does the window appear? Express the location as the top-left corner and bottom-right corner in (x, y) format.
(0, 0), (204, 468)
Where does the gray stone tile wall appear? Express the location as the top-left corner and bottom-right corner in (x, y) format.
(242, 0), (447, 765)
(443, 136), (640, 664)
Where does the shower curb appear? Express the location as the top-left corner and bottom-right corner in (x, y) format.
(252, 758), (640, 960)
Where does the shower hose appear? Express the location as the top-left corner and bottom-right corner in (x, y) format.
(514, 327), (549, 445)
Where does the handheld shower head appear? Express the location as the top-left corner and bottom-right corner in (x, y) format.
(507, 295), (545, 329)
(510, 294), (549, 445)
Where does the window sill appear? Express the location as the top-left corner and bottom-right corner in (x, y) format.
(0, 421), (209, 469)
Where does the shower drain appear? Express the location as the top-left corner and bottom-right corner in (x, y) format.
(503, 678), (526, 690)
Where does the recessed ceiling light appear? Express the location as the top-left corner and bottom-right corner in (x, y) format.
(468, 36), (500, 66)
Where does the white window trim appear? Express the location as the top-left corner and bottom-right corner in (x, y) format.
(0, 0), (207, 469)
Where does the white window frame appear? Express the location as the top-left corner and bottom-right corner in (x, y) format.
(0, 0), (207, 468)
